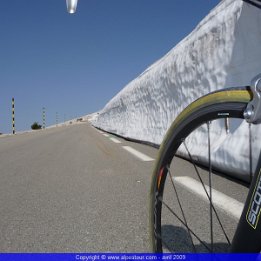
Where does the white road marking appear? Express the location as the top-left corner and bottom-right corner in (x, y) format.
(122, 146), (154, 162)
(103, 133), (110, 137)
(110, 137), (122, 144)
(173, 176), (244, 220)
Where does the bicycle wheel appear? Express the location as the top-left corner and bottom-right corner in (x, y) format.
(149, 87), (261, 253)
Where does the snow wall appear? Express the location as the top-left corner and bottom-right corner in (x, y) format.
(91, 0), (261, 182)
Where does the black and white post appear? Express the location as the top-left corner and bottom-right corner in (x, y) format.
(42, 107), (46, 129)
(56, 112), (58, 127)
(12, 98), (15, 134)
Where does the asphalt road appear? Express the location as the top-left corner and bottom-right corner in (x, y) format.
(0, 123), (157, 252)
(0, 122), (249, 252)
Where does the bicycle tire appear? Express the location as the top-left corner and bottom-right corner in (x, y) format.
(149, 87), (258, 253)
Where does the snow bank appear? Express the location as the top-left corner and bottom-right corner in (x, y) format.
(91, 0), (261, 181)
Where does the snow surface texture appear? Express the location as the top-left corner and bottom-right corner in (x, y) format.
(91, 0), (261, 181)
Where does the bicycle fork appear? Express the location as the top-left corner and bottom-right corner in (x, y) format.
(231, 158), (261, 252)
(231, 75), (261, 252)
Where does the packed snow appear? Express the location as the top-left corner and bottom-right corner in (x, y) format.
(91, 0), (261, 181)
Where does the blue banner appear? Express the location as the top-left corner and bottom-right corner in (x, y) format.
(0, 254), (260, 261)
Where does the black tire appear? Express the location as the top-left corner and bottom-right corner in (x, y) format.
(149, 88), (255, 252)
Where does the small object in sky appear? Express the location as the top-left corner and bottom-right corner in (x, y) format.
(66, 0), (78, 14)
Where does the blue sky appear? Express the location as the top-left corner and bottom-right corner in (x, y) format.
(0, 0), (220, 134)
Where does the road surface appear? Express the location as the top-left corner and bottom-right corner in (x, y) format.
(0, 123), (157, 252)
(0, 122), (248, 252)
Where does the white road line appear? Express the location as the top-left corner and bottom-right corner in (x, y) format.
(122, 146), (154, 162)
(173, 176), (244, 220)
(110, 137), (122, 144)
(103, 133), (110, 137)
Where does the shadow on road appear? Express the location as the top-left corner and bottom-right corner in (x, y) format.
(161, 225), (229, 253)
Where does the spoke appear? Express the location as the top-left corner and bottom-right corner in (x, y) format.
(249, 123), (253, 183)
(183, 140), (231, 246)
(159, 196), (212, 252)
(167, 166), (196, 252)
(225, 118), (230, 134)
(207, 121), (214, 252)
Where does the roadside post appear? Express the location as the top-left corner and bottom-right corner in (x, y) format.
(42, 107), (46, 129)
(56, 112), (58, 127)
(12, 98), (15, 134)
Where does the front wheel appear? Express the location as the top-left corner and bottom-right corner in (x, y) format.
(149, 88), (261, 252)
